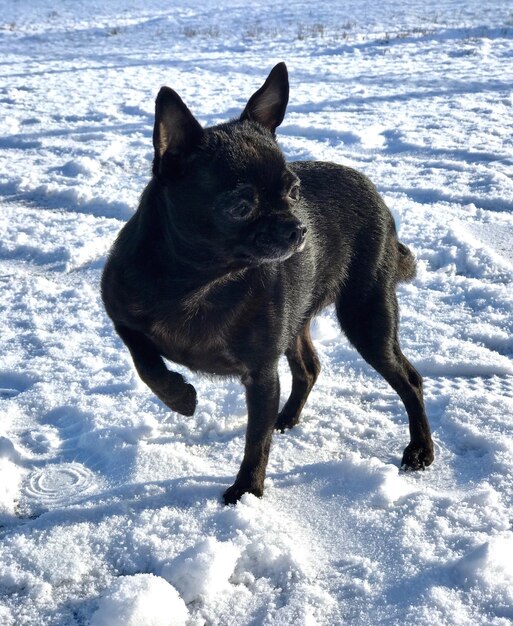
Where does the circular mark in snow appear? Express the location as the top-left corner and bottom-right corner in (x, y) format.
(20, 426), (61, 454)
(23, 462), (97, 507)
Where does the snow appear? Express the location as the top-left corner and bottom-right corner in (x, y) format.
(1, 0), (513, 624)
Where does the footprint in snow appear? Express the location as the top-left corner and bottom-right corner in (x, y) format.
(0, 371), (33, 398)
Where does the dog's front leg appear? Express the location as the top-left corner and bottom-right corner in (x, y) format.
(115, 324), (197, 416)
(223, 366), (280, 505)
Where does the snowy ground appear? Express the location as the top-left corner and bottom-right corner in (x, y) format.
(1, 1), (513, 624)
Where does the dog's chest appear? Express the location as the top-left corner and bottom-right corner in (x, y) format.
(148, 304), (247, 377)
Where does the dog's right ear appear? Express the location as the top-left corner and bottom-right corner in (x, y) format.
(152, 87), (203, 179)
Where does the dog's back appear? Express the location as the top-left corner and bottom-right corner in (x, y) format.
(288, 160), (416, 319)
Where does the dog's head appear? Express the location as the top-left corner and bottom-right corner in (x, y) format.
(151, 63), (307, 269)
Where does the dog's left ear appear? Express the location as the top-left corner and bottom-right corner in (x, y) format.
(240, 62), (289, 133)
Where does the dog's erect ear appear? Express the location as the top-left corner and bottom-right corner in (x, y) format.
(152, 87), (203, 178)
(240, 62), (289, 133)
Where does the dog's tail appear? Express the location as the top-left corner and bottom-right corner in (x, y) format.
(396, 241), (417, 282)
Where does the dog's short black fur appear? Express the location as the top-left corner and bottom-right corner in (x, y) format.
(101, 63), (434, 504)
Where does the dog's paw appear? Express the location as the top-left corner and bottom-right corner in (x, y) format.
(156, 380), (197, 416)
(401, 441), (434, 471)
(223, 481), (264, 505)
(275, 410), (299, 433)
(170, 382), (197, 416)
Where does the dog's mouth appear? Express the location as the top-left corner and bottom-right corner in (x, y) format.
(234, 234), (306, 265)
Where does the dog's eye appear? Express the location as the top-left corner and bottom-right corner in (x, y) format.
(227, 200), (253, 220)
(288, 184), (300, 202)
(214, 185), (255, 221)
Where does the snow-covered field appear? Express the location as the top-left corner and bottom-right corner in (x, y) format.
(1, 0), (513, 624)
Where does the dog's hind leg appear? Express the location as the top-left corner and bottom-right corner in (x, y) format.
(276, 320), (321, 432)
(114, 324), (197, 416)
(335, 286), (434, 470)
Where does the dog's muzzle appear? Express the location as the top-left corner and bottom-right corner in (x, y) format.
(269, 218), (307, 253)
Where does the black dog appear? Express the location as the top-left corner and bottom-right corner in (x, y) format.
(101, 63), (434, 504)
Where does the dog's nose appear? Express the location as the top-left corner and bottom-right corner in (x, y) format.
(278, 221), (307, 247)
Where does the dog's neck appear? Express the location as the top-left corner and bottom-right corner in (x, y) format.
(179, 269), (248, 319)
(134, 180), (257, 300)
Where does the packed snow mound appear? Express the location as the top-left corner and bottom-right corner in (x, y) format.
(90, 574), (188, 626)
(0, 457), (23, 522)
(456, 532), (513, 607)
(161, 536), (240, 603)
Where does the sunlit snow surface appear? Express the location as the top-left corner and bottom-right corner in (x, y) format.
(1, 1), (513, 624)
